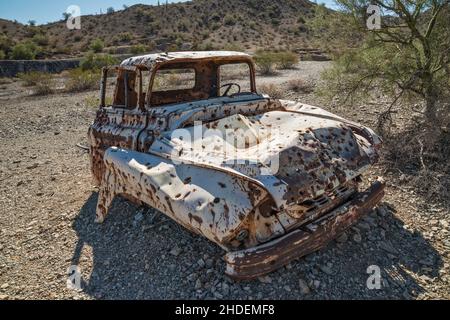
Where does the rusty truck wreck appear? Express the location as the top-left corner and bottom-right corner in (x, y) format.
(88, 51), (385, 280)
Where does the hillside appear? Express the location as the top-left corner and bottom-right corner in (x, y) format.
(0, 0), (317, 59)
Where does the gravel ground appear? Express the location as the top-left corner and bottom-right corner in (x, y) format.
(0, 62), (449, 300)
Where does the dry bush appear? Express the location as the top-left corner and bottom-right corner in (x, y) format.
(18, 71), (51, 87)
(277, 51), (299, 69)
(382, 107), (450, 204)
(18, 71), (55, 95)
(287, 78), (313, 93)
(33, 82), (54, 96)
(258, 83), (283, 98)
(65, 68), (100, 92)
(254, 51), (277, 75)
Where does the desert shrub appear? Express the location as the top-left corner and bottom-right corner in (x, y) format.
(89, 38), (104, 53)
(223, 15), (236, 26)
(0, 34), (14, 52)
(258, 83), (283, 98)
(287, 79), (313, 93)
(65, 68), (100, 92)
(118, 32), (133, 42)
(18, 71), (54, 95)
(131, 44), (147, 54)
(254, 51), (277, 75)
(277, 51), (299, 69)
(33, 82), (54, 95)
(18, 71), (51, 87)
(10, 41), (41, 60)
(80, 52), (118, 71)
(32, 33), (49, 46)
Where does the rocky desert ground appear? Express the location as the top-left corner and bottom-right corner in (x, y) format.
(0, 61), (449, 300)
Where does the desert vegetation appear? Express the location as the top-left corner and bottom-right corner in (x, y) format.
(309, 0), (450, 204)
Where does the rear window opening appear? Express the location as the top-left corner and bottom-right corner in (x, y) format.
(153, 68), (196, 92)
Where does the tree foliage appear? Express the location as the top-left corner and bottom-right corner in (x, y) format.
(310, 0), (450, 127)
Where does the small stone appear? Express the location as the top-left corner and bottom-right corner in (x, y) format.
(197, 259), (205, 268)
(353, 233), (362, 243)
(358, 222), (371, 230)
(187, 273), (197, 282)
(298, 279), (311, 295)
(26, 163), (39, 170)
(377, 206), (388, 217)
(195, 279), (202, 290)
(319, 265), (333, 275)
(336, 232), (348, 243)
(0, 294), (8, 300)
(134, 212), (144, 222)
(283, 285), (291, 292)
(221, 282), (230, 295)
(169, 247), (182, 256)
(1, 283), (9, 289)
(313, 280), (321, 289)
(258, 276), (272, 284)
(205, 259), (214, 268)
(214, 292), (223, 299)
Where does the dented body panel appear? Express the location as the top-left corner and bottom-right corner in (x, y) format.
(88, 51), (384, 279)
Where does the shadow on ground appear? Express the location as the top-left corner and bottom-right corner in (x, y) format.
(70, 193), (443, 300)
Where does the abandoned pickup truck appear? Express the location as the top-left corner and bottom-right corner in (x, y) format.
(88, 51), (385, 280)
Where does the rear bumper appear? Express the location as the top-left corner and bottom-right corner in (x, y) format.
(224, 179), (385, 280)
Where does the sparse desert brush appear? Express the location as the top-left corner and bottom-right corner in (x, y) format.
(258, 83), (283, 99)
(80, 52), (118, 71)
(65, 68), (100, 92)
(254, 51), (277, 75)
(18, 71), (52, 87)
(277, 51), (299, 69)
(287, 78), (313, 93)
(131, 44), (147, 54)
(33, 82), (55, 96)
(89, 38), (104, 53)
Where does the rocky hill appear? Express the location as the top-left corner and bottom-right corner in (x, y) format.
(0, 0), (317, 59)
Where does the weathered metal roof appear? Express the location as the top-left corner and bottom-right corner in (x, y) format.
(120, 51), (251, 68)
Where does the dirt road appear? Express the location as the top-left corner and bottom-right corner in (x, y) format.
(0, 62), (448, 299)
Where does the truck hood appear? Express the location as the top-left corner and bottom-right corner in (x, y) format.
(148, 100), (382, 210)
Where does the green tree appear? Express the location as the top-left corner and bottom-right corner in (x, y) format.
(310, 0), (450, 127)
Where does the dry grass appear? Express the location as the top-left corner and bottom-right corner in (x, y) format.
(287, 78), (314, 93)
(258, 83), (283, 99)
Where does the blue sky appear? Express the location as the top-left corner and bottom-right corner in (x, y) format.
(0, 0), (338, 25)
